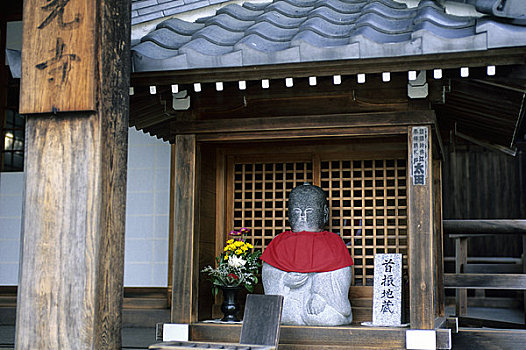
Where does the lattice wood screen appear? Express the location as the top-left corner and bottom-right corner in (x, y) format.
(228, 156), (408, 286)
(320, 159), (408, 286)
(231, 161), (313, 250)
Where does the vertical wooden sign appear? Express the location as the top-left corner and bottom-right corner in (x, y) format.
(20, 0), (96, 114)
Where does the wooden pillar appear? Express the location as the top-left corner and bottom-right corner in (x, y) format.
(171, 134), (199, 323)
(455, 238), (468, 316)
(433, 160), (445, 317)
(408, 125), (435, 329)
(15, 0), (130, 349)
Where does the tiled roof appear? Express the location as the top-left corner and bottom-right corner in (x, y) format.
(132, 0), (231, 25)
(131, 0), (526, 72)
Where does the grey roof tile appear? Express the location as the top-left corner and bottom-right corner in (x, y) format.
(163, 1), (209, 16)
(132, 12), (165, 25)
(216, 4), (264, 21)
(132, 0), (526, 72)
(142, 28), (192, 49)
(180, 37), (234, 55)
(203, 13), (255, 31)
(137, 2), (184, 15)
(193, 25), (246, 45)
(132, 0), (159, 11)
(476, 18), (526, 48)
(246, 22), (298, 42)
(159, 18), (205, 35)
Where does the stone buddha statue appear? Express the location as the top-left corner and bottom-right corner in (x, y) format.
(260, 183), (354, 326)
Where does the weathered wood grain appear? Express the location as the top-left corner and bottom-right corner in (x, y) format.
(171, 134), (199, 323)
(240, 294), (283, 347)
(444, 219), (526, 236)
(171, 111), (435, 135)
(196, 125), (408, 142)
(444, 273), (526, 289)
(15, 0), (130, 348)
(432, 160), (445, 317)
(407, 125), (435, 329)
(20, 0), (97, 113)
(455, 238), (468, 316)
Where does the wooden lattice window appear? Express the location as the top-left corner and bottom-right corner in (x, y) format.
(320, 159), (408, 286)
(226, 151), (408, 286)
(230, 159), (313, 251)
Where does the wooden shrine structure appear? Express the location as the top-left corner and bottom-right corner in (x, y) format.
(127, 54), (526, 349)
(8, 0), (526, 349)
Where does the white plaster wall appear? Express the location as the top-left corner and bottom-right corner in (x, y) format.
(0, 127), (171, 287)
(124, 127), (171, 286)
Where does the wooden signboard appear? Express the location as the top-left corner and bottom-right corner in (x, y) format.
(20, 0), (96, 114)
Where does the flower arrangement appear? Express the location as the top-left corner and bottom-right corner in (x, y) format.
(202, 228), (262, 295)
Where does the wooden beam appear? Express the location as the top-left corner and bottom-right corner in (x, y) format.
(433, 160), (445, 318)
(15, 0), (130, 349)
(196, 125), (408, 142)
(444, 273), (526, 289)
(408, 125), (435, 329)
(462, 264), (523, 274)
(444, 219), (526, 236)
(455, 238), (468, 316)
(170, 111), (435, 136)
(171, 134), (199, 323)
(130, 47), (526, 86)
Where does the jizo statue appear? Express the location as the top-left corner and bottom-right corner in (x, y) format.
(260, 183), (354, 325)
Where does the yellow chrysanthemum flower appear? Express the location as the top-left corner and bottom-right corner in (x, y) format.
(247, 243), (254, 249)
(224, 254), (229, 260)
(227, 239), (234, 244)
(234, 241), (243, 247)
(235, 249), (242, 255)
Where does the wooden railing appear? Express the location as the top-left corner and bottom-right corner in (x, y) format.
(443, 220), (526, 323)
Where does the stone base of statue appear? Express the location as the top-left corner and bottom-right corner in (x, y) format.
(262, 263), (353, 326)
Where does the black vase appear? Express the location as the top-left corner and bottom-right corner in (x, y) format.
(220, 286), (241, 322)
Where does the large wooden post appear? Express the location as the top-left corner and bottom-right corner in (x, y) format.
(15, 0), (130, 349)
(171, 134), (199, 323)
(408, 125), (435, 329)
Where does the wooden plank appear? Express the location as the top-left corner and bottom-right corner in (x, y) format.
(20, 0), (96, 113)
(171, 134), (199, 324)
(452, 328), (526, 349)
(433, 160), (445, 317)
(408, 125), (435, 329)
(15, 0), (130, 349)
(240, 295), (283, 347)
(191, 323), (407, 349)
(455, 238), (468, 316)
(444, 219), (526, 236)
(458, 317), (526, 330)
(149, 341), (274, 350)
(130, 47), (526, 86)
(171, 111), (435, 135)
(444, 273), (526, 289)
(462, 264), (522, 274)
(196, 125), (408, 142)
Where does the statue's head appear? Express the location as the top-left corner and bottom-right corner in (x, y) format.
(288, 183), (329, 232)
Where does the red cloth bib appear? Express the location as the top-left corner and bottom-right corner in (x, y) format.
(260, 231), (354, 273)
